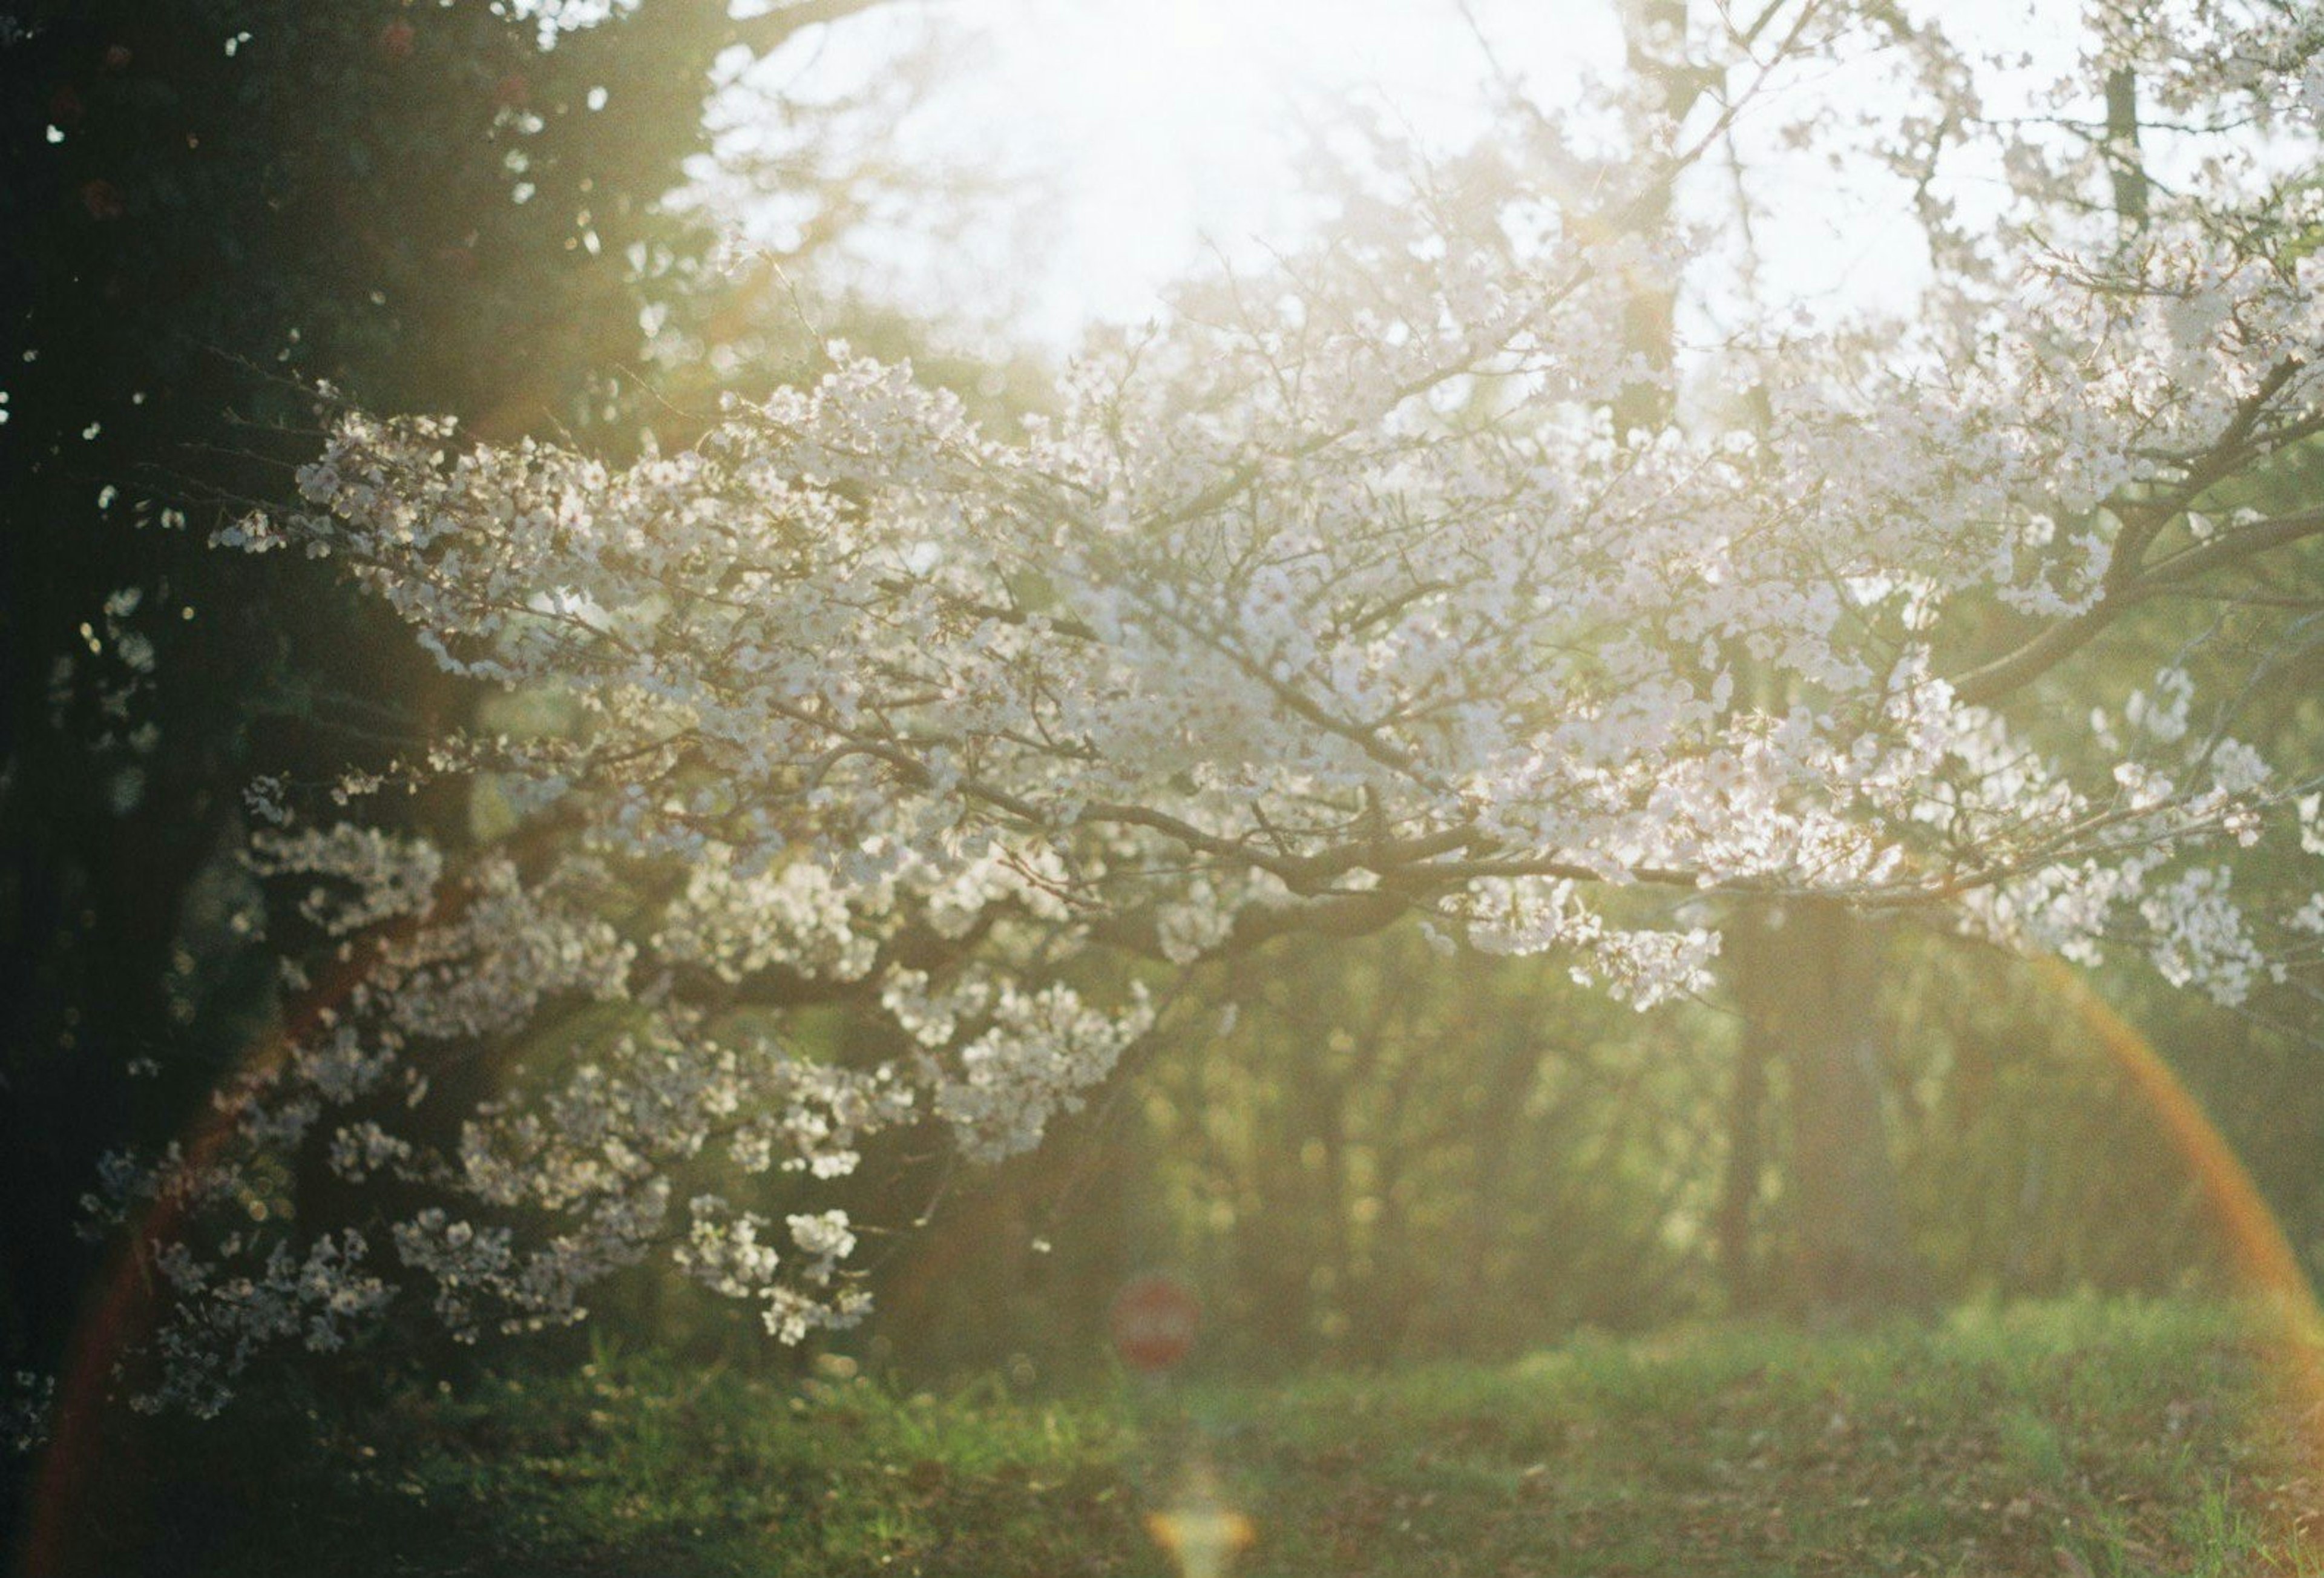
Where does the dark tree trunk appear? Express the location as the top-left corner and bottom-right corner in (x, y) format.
(1728, 899), (1923, 1315)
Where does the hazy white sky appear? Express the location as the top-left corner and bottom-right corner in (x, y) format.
(721, 0), (2094, 349)
(911, 0), (1623, 336)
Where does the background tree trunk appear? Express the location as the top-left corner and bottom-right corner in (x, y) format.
(1713, 1020), (1769, 1313)
(1728, 899), (1924, 1315)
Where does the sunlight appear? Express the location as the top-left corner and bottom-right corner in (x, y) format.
(735, 0), (1619, 337)
(1006, 0), (1637, 334)
(730, 0), (2102, 348)
(952, 0), (1613, 332)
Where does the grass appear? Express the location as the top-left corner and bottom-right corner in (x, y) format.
(41, 1295), (2324, 1576)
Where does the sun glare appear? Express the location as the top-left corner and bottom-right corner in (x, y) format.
(732, 0), (2106, 349)
(739, 0), (1618, 338)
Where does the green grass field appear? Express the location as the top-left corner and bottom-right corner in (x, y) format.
(51, 1297), (2324, 1576)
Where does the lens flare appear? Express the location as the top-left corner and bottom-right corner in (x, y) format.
(19, 890), (455, 1576)
(1146, 1458), (1257, 1578)
(2032, 953), (2324, 1400)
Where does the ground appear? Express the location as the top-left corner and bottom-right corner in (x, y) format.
(30, 1297), (2324, 1576)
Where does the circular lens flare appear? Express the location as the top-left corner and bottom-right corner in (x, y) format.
(2032, 954), (2324, 1402)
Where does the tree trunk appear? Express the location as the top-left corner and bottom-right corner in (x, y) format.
(1728, 899), (1923, 1315)
(1606, 0), (1921, 1320)
(1713, 1016), (1769, 1313)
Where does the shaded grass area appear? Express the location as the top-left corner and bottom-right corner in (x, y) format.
(39, 1297), (2324, 1576)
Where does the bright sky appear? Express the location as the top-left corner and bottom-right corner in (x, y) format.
(908, 0), (1621, 338)
(719, 0), (2093, 350)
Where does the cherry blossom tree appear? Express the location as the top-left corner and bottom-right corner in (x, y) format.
(70, 0), (2324, 1416)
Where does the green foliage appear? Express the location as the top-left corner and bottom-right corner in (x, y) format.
(790, 924), (1727, 1386)
(841, 905), (2297, 1384)
(1138, 932), (1721, 1362)
(1883, 941), (2248, 1303)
